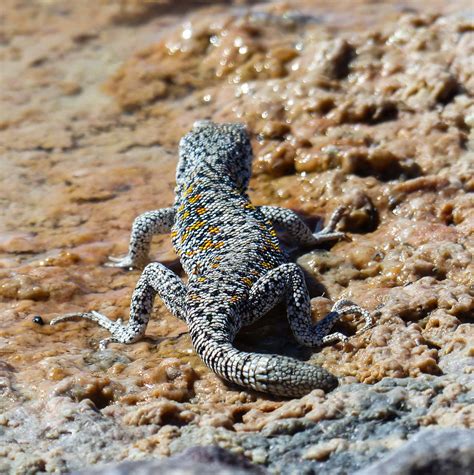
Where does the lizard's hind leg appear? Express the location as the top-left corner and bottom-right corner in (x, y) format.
(51, 262), (186, 349)
(246, 263), (372, 346)
(106, 208), (175, 269)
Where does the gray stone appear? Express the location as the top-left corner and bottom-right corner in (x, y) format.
(355, 428), (474, 475)
(75, 446), (267, 475)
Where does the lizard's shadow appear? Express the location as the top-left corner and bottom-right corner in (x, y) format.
(235, 307), (313, 361)
(234, 270), (329, 361)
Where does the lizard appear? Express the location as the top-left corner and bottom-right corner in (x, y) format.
(51, 121), (373, 397)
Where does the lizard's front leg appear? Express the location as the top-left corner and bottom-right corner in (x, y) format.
(258, 205), (347, 247)
(245, 263), (373, 346)
(107, 208), (175, 269)
(50, 262), (186, 349)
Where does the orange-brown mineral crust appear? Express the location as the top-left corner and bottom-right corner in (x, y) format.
(0, 0), (473, 473)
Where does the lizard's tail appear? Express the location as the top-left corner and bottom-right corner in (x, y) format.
(191, 333), (338, 397)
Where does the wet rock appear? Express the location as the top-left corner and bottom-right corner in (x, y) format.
(1, 1), (473, 474)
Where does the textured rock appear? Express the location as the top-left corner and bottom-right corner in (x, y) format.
(355, 428), (474, 475)
(0, 0), (473, 474)
(76, 446), (267, 475)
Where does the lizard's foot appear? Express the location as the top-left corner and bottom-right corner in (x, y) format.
(312, 206), (349, 244)
(332, 298), (374, 333)
(319, 298), (374, 345)
(50, 311), (129, 350)
(105, 254), (140, 269)
(321, 330), (350, 345)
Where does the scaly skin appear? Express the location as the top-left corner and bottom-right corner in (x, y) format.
(51, 121), (373, 397)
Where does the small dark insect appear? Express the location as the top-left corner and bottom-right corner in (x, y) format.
(32, 315), (44, 325)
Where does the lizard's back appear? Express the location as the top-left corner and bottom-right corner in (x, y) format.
(172, 173), (285, 284)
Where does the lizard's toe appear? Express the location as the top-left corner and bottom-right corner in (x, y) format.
(105, 255), (136, 269)
(50, 312), (93, 326)
(322, 331), (350, 345)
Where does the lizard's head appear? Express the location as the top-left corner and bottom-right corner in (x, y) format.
(177, 121), (253, 190)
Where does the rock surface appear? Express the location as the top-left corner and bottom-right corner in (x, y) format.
(0, 1), (473, 474)
(75, 428), (474, 474)
(355, 428), (474, 475)
(76, 446), (268, 475)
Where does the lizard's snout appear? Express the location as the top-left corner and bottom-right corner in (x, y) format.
(192, 119), (213, 130)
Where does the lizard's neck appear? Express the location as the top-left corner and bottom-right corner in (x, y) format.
(177, 154), (250, 192)
(175, 162), (246, 199)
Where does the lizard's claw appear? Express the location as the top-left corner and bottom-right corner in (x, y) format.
(322, 205), (347, 232)
(98, 337), (113, 350)
(332, 299), (374, 334)
(51, 310), (122, 328)
(50, 312), (97, 326)
(321, 331), (350, 345)
(319, 299), (373, 345)
(312, 230), (350, 242)
(105, 255), (137, 269)
(50, 311), (126, 350)
(312, 206), (349, 244)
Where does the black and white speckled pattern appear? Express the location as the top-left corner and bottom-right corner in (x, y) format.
(51, 121), (373, 397)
